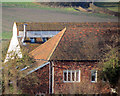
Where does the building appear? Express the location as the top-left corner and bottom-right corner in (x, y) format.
(5, 22), (119, 95)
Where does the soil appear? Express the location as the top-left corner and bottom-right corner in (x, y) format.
(2, 7), (118, 32)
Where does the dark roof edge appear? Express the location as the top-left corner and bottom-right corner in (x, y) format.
(19, 30), (62, 31)
(49, 60), (100, 62)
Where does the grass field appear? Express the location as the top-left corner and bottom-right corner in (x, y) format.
(94, 2), (120, 12)
(2, 2), (78, 12)
(2, 2), (120, 12)
(107, 6), (119, 12)
(2, 32), (12, 39)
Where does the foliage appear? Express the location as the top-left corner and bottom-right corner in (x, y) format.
(99, 26), (120, 94)
(1, 39), (10, 62)
(101, 48), (120, 87)
(2, 47), (37, 94)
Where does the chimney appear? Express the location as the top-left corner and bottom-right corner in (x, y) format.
(22, 24), (27, 44)
(13, 22), (17, 37)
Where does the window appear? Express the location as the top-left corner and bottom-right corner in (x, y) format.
(91, 70), (97, 83)
(42, 37), (47, 43)
(63, 70), (80, 82)
(30, 38), (36, 43)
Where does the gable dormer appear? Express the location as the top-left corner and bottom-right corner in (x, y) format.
(17, 23), (61, 44)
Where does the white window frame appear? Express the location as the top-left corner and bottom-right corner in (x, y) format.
(91, 70), (97, 83)
(63, 70), (80, 83)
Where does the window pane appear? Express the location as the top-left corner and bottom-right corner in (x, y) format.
(76, 71), (79, 81)
(91, 70), (97, 82)
(68, 72), (71, 81)
(72, 72), (75, 81)
(64, 72), (67, 81)
(92, 75), (95, 81)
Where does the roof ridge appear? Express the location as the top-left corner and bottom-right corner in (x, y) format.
(47, 27), (66, 60)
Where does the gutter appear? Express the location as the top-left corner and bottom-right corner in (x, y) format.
(27, 62), (50, 75)
(49, 61), (55, 94)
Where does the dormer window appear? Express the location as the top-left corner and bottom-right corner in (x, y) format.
(30, 38), (36, 43)
(42, 37), (47, 43)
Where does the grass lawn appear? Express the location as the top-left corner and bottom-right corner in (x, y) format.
(2, 31), (12, 39)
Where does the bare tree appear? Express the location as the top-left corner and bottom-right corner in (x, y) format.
(2, 48), (37, 94)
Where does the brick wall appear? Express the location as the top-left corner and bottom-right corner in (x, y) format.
(53, 61), (110, 94)
(20, 64), (49, 95)
(35, 64), (49, 94)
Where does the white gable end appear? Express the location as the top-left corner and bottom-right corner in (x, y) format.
(4, 22), (22, 63)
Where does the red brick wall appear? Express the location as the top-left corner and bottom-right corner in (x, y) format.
(35, 64), (49, 94)
(53, 61), (110, 94)
(20, 64), (49, 95)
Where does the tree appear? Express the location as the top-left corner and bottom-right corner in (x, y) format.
(100, 48), (120, 88)
(2, 48), (37, 94)
(100, 28), (120, 94)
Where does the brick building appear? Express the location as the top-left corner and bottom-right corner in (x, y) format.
(24, 24), (119, 95)
(5, 22), (119, 95)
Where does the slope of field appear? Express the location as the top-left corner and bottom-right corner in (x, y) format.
(2, 8), (118, 30)
(94, 2), (120, 12)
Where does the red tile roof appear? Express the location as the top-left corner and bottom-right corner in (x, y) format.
(30, 26), (120, 61)
(50, 27), (120, 60)
(16, 22), (119, 31)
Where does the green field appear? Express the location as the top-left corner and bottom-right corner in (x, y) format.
(2, 2), (78, 12)
(3, 2), (119, 13)
(94, 2), (120, 12)
(2, 32), (12, 39)
(2, 2), (45, 8)
(107, 6), (119, 12)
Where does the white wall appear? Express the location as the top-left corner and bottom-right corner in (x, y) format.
(4, 22), (22, 63)
(19, 31), (60, 38)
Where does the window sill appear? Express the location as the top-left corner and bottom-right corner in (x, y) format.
(91, 81), (97, 83)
